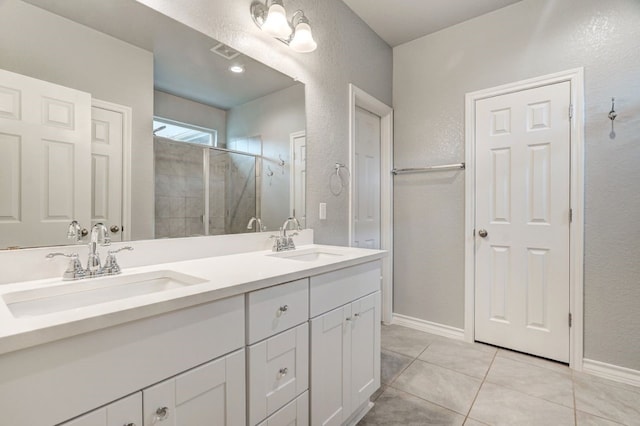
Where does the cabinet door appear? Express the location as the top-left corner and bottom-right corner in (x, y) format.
(310, 304), (351, 426)
(249, 323), (309, 425)
(143, 349), (245, 426)
(350, 291), (381, 409)
(60, 392), (141, 426)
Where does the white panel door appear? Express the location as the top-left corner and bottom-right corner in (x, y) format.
(0, 68), (91, 248)
(143, 349), (245, 426)
(310, 304), (351, 426)
(474, 81), (571, 362)
(350, 292), (381, 409)
(60, 392), (142, 426)
(91, 105), (123, 241)
(353, 107), (380, 249)
(290, 131), (306, 228)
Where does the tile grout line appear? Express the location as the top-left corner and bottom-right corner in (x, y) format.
(386, 382), (475, 419)
(463, 346), (498, 423)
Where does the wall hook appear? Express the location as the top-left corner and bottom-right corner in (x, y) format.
(608, 97), (617, 139)
(608, 98), (617, 121)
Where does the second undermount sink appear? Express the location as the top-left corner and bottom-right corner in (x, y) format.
(268, 247), (344, 262)
(2, 270), (207, 318)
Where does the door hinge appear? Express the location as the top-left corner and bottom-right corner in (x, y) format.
(569, 208), (573, 222)
(569, 104), (574, 119)
(568, 313), (572, 328)
(473, 228), (476, 237)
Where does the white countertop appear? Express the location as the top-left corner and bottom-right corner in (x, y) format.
(0, 244), (385, 355)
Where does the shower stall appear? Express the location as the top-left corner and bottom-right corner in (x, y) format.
(154, 137), (259, 238)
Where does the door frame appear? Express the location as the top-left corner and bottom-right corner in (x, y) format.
(348, 84), (394, 324)
(289, 130), (306, 222)
(91, 99), (133, 241)
(463, 68), (585, 369)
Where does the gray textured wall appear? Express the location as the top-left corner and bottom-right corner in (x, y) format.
(393, 0), (640, 370)
(136, 0), (393, 244)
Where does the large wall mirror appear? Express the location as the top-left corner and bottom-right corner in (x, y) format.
(0, 0), (306, 249)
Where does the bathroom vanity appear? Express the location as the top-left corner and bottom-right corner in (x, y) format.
(0, 243), (384, 426)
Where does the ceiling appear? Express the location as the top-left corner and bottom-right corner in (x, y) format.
(23, 0), (297, 110)
(342, 0), (524, 47)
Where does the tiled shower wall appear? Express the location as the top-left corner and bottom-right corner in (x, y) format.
(154, 137), (257, 238)
(154, 138), (205, 238)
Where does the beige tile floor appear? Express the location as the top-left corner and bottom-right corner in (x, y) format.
(359, 324), (640, 426)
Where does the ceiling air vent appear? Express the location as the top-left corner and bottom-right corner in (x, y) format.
(210, 42), (241, 60)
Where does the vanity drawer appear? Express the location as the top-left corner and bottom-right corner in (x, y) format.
(248, 323), (309, 426)
(310, 260), (381, 318)
(257, 391), (308, 426)
(247, 278), (309, 344)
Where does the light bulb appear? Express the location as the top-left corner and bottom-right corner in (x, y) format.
(261, 3), (292, 39)
(289, 21), (317, 53)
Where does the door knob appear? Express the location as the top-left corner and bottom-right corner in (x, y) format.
(110, 225), (120, 233)
(478, 229), (488, 238)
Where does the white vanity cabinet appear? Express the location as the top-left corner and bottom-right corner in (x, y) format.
(59, 393), (142, 426)
(142, 349), (246, 426)
(309, 262), (381, 426)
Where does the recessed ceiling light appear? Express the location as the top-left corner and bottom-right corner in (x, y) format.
(229, 64), (245, 74)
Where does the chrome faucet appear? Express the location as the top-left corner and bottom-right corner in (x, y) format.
(271, 217), (302, 251)
(86, 223), (111, 276)
(247, 216), (265, 232)
(47, 223), (133, 280)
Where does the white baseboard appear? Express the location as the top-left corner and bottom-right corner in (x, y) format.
(391, 313), (465, 341)
(583, 359), (640, 388)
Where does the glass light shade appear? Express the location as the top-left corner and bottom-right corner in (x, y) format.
(261, 4), (292, 39)
(289, 22), (317, 53)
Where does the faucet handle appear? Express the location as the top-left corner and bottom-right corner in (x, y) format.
(46, 252), (86, 280)
(103, 246), (133, 275)
(108, 246), (134, 255)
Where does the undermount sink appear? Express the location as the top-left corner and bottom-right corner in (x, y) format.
(268, 247), (344, 262)
(3, 270), (207, 318)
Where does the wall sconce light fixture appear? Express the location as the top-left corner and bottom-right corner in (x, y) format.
(251, 0), (317, 53)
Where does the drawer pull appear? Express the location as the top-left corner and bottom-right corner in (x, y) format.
(279, 367), (289, 377)
(124, 423), (136, 426)
(277, 305), (289, 316)
(155, 406), (169, 421)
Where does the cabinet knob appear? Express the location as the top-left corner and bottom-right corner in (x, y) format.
(155, 406), (169, 421)
(354, 313), (360, 319)
(277, 305), (289, 316)
(279, 367), (288, 377)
